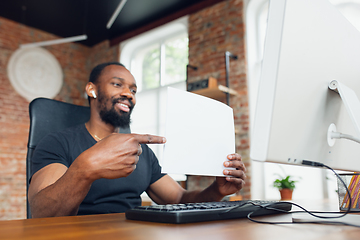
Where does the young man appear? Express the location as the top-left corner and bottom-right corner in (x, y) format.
(28, 62), (246, 218)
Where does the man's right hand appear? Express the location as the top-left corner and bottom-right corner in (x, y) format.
(73, 133), (166, 181)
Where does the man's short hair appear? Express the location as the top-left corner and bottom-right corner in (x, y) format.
(89, 62), (126, 84)
(87, 62), (126, 104)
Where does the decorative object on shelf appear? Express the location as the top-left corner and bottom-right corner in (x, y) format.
(187, 51), (239, 105)
(7, 47), (63, 102)
(189, 77), (237, 101)
(273, 174), (298, 200)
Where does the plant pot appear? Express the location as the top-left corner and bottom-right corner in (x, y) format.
(279, 188), (293, 200)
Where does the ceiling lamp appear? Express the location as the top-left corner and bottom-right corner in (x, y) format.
(20, 34), (87, 48)
(106, 0), (127, 29)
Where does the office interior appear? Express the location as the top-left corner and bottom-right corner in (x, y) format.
(0, 0), (359, 221)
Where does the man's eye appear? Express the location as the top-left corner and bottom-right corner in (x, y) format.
(131, 89), (137, 94)
(112, 83), (121, 87)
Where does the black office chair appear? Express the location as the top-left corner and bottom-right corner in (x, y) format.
(26, 98), (91, 219)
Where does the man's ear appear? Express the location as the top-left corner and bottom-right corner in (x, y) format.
(86, 83), (97, 99)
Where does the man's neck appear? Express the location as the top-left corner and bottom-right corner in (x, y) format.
(85, 120), (118, 141)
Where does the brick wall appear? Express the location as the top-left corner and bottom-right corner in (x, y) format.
(186, 0), (250, 199)
(88, 40), (119, 70)
(0, 16), (119, 220)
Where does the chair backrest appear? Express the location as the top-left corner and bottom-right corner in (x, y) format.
(26, 98), (90, 218)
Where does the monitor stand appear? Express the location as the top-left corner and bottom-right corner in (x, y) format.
(292, 212), (360, 227)
(328, 80), (360, 143)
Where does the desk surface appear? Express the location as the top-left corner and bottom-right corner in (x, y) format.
(1, 200), (359, 240)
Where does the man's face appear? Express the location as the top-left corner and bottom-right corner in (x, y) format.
(95, 65), (137, 128)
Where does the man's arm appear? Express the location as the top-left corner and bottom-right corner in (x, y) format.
(28, 133), (166, 218)
(146, 175), (224, 205)
(28, 163), (93, 217)
(147, 153), (246, 204)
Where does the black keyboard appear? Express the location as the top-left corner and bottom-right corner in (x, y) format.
(125, 200), (292, 224)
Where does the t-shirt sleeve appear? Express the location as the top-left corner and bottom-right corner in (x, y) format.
(30, 133), (70, 179)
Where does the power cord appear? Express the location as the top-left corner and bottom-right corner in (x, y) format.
(331, 131), (360, 144)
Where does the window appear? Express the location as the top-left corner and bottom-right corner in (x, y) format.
(120, 17), (188, 181)
(246, 0), (360, 200)
(130, 33), (188, 92)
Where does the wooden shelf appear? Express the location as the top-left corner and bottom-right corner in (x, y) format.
(191, 85), (238, 101)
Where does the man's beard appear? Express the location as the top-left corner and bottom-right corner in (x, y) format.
(97, 90), (134, 128)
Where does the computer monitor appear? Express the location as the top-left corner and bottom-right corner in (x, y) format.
(250, 0), (360, 172)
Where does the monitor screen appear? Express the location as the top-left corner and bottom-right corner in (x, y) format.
(250, 0), (360, 172)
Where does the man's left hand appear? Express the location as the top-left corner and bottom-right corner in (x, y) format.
(215, 153), (246, 196)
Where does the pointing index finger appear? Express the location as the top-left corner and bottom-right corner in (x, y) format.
(133, 134), (166, 144)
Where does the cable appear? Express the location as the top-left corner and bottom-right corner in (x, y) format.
(243, 161), (360, 227)
(302, 160), (352, 216)
(331, 131), (360, 144)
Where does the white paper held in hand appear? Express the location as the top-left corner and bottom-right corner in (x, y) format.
(162, 87), (235, 176)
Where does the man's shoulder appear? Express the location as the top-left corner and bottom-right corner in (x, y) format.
(31, 124), (92, 176)
(33, 123), (92, 162)
(58, 124), (86, 136)
(39, 124), (88, 146)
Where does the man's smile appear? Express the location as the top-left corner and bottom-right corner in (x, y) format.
(116, 102), (130, 112)
(112, 97), (134, 114)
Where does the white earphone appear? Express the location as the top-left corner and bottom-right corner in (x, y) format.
(91, 90), (97, 99)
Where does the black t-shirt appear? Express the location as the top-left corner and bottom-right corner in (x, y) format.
(31, 124), (165, 215)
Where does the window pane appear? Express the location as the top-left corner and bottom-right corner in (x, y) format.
(162, 36), (189, 86)
(142, 45), (160, 90)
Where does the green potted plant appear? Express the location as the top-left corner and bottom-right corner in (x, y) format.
(273, 174), (297, 200)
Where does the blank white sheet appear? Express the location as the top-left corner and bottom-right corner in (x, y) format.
(162, 87), (235, 176)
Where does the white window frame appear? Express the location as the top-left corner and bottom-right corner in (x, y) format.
(120, 17), (188, 182)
